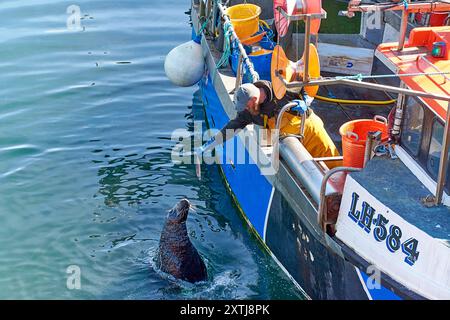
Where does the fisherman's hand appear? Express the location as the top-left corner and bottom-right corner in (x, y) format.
(193, 136), (218, 180)
(291, 99), (308, 115)
(301, 92), (314, 107)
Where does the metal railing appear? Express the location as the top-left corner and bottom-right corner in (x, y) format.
(318, 167), (362, 232)
(276, 73), (450, 206)
(340, 0), (450, 51)
(271, 102), (307, 168)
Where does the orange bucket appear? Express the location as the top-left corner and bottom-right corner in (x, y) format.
(339, 116), (389, 168)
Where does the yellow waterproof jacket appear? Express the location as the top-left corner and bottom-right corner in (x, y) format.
(267, 110), (340, 168)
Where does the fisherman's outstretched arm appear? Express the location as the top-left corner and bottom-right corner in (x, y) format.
(196, 111), (253, 154)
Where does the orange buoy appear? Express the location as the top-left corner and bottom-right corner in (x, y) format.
(304, 0), (322, 35)
(274, 0), (323, 37)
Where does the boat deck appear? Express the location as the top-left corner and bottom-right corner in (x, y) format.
(350, 156), (450, 241)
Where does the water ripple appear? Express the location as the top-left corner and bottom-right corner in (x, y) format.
(0, 0), (304, 300)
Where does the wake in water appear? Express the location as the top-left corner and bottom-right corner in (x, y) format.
(144, 245), (252, 300)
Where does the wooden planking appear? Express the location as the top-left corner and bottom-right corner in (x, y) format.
(318, 42), (375, 75)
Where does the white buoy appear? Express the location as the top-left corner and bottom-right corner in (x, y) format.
(164, 40), (205, 87)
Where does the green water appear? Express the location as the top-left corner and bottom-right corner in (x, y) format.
(0, 0), (305, 299)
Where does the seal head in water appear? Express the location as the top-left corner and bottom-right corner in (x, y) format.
(157, 199), (207, 283)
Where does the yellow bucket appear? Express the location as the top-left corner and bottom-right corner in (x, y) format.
(226, 4), (261, 40)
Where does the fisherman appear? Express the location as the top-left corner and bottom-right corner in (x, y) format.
(195, 80), (340, 166)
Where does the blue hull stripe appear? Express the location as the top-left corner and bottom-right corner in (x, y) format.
(357, 269), (402, 300)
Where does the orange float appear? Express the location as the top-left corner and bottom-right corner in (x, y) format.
(273, 0), (323, 37)
(271, 44), (320, 99)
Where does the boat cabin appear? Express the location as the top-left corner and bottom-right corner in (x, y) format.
(376, 26), (450, 205)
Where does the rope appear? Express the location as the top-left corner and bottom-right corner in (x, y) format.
(196, 4), (214, 38)
(259, 20), (274, 41)
(315, 95), (396, 105)
(334, 71), (450, 81)
(214, 1), (259, 80)
(402, 0), (409, 10)
(197, 18), (210, 36)
(216, 21), (233, 68)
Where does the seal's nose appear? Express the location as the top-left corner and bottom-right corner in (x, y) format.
(179, 199), (190, 210)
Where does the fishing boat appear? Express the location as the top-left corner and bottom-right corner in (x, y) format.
(168, 0), (450, 299)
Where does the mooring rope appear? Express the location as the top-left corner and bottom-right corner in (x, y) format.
(333, 71), (450, 82)
(216, 20), (233, 68)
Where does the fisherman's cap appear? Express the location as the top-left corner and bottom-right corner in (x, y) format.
(233, 83), (260, 112)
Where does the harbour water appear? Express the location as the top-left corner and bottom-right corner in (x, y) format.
(0, 0), (304, 299)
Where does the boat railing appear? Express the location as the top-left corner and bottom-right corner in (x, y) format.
(276, 6), (327, 79)
(271, 102), (307, 159)
(341, 0), (450, 51)
(318, 166), (361, 233)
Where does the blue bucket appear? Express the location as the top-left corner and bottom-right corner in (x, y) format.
(230, 35), (274, 83)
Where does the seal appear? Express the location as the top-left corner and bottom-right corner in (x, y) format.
(157, 199), (207, 283)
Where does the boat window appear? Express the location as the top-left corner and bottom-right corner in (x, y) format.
(401, 97), (424, 157)
(426, 119), (447, 179)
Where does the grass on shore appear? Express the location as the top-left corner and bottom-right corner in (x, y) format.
(293, 0), (361, 34)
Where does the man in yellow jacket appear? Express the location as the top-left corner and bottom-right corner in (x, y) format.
(197, 80), (340, 167)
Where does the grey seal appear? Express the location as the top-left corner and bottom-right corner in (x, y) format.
(157, 199), (207, 283)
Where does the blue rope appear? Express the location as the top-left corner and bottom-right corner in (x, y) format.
(198, 19), (209, 35)
(336, 73), (364, 82)
(194, 7), (214, 44)
(402, 0), (408, 10)
(216, 21), (232, 69)
(259, 22), (274, 42)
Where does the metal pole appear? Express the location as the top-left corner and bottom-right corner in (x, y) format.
(199, 0), (206, 19)
(398, 5), (409, 51)
(303, 15), (311, 83)
(300, 112), (306, 141)
(211, 0), (217, 37)
(206, 0), (212, 31)
(271, 102), (297, 166)
(391, 82), (408, 139)
(363, 131), (381, 167)
(343, 1), (450, 15)
(434, 101), (450, 205)
(318, 166), (361, 231)
(235, 54), (243, 92)
(281, 76), (450, 103)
